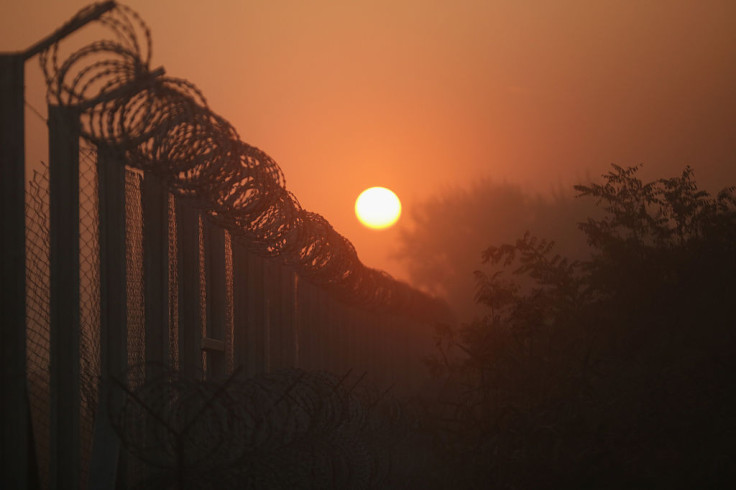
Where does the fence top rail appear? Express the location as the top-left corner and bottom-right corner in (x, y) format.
(24, 1), (116, 60)
(34, 1), (453, 323)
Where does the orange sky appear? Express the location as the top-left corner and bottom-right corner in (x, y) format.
(3, 0), (735, 282)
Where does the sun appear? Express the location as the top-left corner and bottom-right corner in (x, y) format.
(355, 187), (402, 229)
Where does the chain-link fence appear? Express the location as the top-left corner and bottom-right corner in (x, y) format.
(24, 152), (440, 488)
(112, 367), (413, 489)
(24, 143), (105, 488)
(26, 164), (52, 490)
(11, 2), (454, 488)
(78, 144), (102, 488)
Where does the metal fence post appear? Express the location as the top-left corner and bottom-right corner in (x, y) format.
(295, 277), (314, 370)
(293, 273), (301, 368)
(0, 52), (31, 490)
(88, 145), (128, 489)
(231, 240), (249, 372)
(143, 172), (169, 374)
(203, 218), (226, 378)
(48, 104), (81, 490)
(248, 254), (267, 374)
(176, 198), (202, 379)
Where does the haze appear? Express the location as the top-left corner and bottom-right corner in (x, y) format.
(3, 0), (735, 283)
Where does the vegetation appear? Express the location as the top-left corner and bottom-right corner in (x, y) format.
(394, 179), (595, 322)
(420, 165), (736, 488)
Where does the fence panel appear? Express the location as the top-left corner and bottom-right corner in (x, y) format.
(3, 5), (455, 488)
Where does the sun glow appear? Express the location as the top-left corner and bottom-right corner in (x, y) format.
(355, 187), (402, 229)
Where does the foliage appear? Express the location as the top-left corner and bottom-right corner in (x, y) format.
(394, 179), (595, 322)
(421, 165), (736, 488)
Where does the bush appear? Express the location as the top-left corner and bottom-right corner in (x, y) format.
(422, 165), (736, 488)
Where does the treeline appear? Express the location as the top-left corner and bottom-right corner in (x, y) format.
(395, 178), (595, 322)
(414, 165), (736, 488)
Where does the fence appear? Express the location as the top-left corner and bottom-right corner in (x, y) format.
(1, 3), (450, 488)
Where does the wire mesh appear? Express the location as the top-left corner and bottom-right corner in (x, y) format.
(19, 3), (454, 488)
(224, 231), (235, 374)
(110, 367), (411, 489)
(198, 213), (207, 372)
(25, 165), (52, 490)
(25, 146), (105, 489)
(168, 193), (179, 371)
(123, 168), (146, 484)
(79, 143), (102, 488)
(125, 169), (146, 387)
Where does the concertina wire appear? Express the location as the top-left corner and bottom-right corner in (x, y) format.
(39, 2), (449, 321)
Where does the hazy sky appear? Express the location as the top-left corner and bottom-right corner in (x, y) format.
(3, 0), (735, 282)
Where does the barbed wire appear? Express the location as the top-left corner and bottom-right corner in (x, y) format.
(39, 1), (449, 320)
(111, 366), (409, 489)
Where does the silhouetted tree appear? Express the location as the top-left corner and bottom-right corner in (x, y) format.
(423, 165), (736, 489)
(394, 180), (595, 322)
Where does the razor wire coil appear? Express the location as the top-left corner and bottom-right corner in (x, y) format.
(39, 1), (448, 319)
(112, 366), (407, 489)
